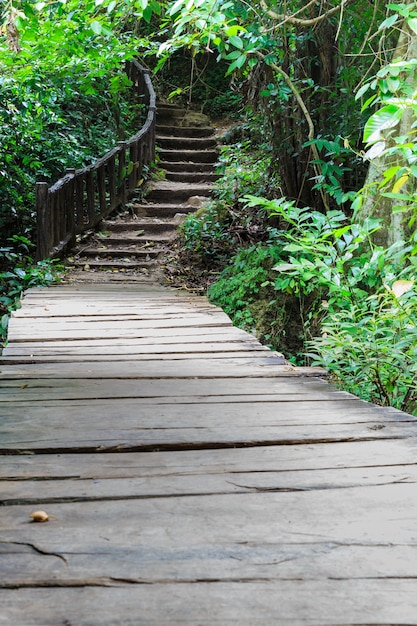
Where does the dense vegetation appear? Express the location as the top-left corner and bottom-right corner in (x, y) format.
(1, 1), (417, 413)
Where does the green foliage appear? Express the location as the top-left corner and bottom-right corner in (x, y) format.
(308, 283), (417, 414)
(156, 0), (384, 209)
(203, 92), (242, 118)
(208, 245), (279, 329)
(153, 49), (239, 111)
(304, 136), (360, 208)
(0, 0), (156, 245)
(180, 201), (234, 264)
(0, 72), (144, 242)
(0, 236), (64, 344)
(237, 193), (417, 413)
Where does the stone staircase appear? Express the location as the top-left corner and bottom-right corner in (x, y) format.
(66, 103), (219, 280)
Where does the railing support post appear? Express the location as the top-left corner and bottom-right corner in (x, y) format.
(65, 169), (76, 250)
(118, 141), (127, 206)
(36, 182), (49, 261)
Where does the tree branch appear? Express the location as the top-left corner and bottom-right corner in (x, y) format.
(254, 51), (330, 211)
(259, 0), (351, 28)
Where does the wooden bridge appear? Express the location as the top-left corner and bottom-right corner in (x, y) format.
(1, 281), (417, 624)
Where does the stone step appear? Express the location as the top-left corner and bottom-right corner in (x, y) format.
(156, 135), (218, 150)
(157, 104), (188, 116)
(158, 148), (218, 163)
(97, 233), (177, 245)
(158, 160), (215, 173)
(165, 171), (220, 183)
(102, 218), (182, 234)
(157, 108), (211, 128)
(67, 258), (158, 270)
(145, 181), (213, 202)
(79, 246), (164, 259)
(156, 125), (214, 138)
(132, 202), (204, 217)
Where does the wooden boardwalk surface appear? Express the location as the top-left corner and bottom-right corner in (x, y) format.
(1, 282), (417, 624)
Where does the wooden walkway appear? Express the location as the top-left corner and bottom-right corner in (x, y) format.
(1, 282), (417, 624)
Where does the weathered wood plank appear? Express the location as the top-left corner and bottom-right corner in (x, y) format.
(2, 483), (417, 550)
(2, 341), (270, 356)
(11, 304), (222, 318)
(2, 440), (416, 480)
(0, 352), (282, 365)
(10, 310), (230, 325)
(0, 396), (413, 451)
(3, 463), (417, 505)
(0, 395), (412, 425)
(1, 579), (417, 624)
(1, 341), (269, 361)
(2, 543), (417, 590)
(5, 324), (246, 342)
(2, 331), (254, 351)
(0, 376), (341, 397)
(0, 359), (313, 379)
(7, 315), (233, 339)
(0, 423), (410, 452)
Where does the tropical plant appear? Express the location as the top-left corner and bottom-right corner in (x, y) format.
(234, 193), (417, 412)
(0, 236), (64, 344)
(309, 280), (417, 414)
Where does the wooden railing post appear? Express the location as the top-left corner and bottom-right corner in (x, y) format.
(65, 168), (76, 249)
(118, 141), (127, 205)
(36, 182), (49, 261)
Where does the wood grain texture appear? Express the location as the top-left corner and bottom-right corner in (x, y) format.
(1, 283), (417, 624)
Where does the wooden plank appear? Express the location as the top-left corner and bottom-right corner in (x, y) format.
(1, 580), (417, 624)
(0, 396), (411, 425)
(3, 463), (417, 505)
(2, 341), (270, 356)
(2, 542), (417, 589)
(11, 304), (221, 317)
(10, 310), (230, 325)
(7, 314), (233, 336)
(2, 439), (416, 480)
(0, 376), (336, 391)
(0, 351), (283, 364)
(2, 483), (417, 550)
(2, 331), (254, 351)
(0, 406), (412, 451)
(0, 359), (305, 379)
(0, 377), (355, 402)
(6, 324), (243, 342)
(0, 423), (410, 452)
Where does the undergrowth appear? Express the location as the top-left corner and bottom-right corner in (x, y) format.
(0, 236), (64, 346)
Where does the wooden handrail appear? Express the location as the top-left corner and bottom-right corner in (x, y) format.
(35, 60), (156, 260)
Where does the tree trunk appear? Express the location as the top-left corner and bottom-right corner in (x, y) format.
(357, 17), (417, 245)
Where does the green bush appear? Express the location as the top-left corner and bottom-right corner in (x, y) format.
(0, 236), (64, 344)
(203, 92), (243, 118)
(308, 283), (417, 414)
(180, 201), (234, 265)
(208, 245), (279, 329)
(238, 194), (417, 413)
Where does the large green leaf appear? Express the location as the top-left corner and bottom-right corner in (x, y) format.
(363, 104), (403, 144)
